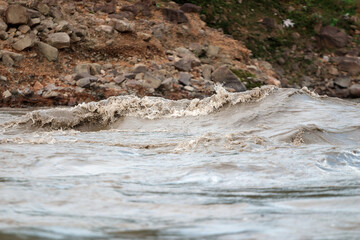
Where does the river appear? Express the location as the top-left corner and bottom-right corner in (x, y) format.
(0, 86), (359, 239)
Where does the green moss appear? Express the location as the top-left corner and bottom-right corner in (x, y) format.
(231, 69), (262, 89)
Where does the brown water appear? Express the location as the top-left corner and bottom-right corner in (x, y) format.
(0, 86), (360, 239)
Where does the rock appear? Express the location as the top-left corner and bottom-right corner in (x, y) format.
(178, 72), (191, 85)
(268, 76), (281, 87)
(262, 17), (277, 30)
(37, 41), (58, 61)
(1, 51), (24, 62)
(138, 32), (151, 42)
(174, 57), (192, 72)
(103, 63), (113, 70)
(33, 81), (44, 92)
(175, 47), (194, 58)
(0, 31), (8, 40)
(334, 77), (351, 88)
(76, 78), (91, 88)
(0, 75), (7, 82)
(338, 58), (360, 75)
(29, 18), (41, 27)
(77, 76), (97, 88)
(212, 65), (247, 92)
(349, 84), (360, 97)
(18, 25), (30, 34)
(180, 3), (201, 13)
(99, 25), (113, 33)
(94, 3), (116, 14)
(132, 63), (147, 73)
(328, 66), (339, 75)
(161, 8), (188, 24)
(201, 64), (212, 80)
(143, 72), (161, 89)
(55, 20), (71, 32)
(113, 19), (133, 32)
(206, 45), (220, 58)
(0, 18), (7, 32)
(184, 86), (195, 91)
(26, 9), (42, 18)
(90, 64), (102, 75)
(74, 72), (91, 81)
(75, 64), (92, 75)
(37, 3), (50, 15)
(319, 26), (348, 48)
(47, 32), (70, 49)
(109, 12), (135, 20)
(12, 34), (35, 51)
(2, 54), (14, 67)
(2, 90), (12, 99)
(6, 5), (28, 25)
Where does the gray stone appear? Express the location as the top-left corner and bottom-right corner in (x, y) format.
(12, 34), (36, 51)
(74, 72), (91, 80)
(206, 45), (220, 58)
(37, 41), (58, 61)
(143, 72), (162, 89)
(1, 51), (24, 62)
(175, 47), (194, 58)
(18, 25), (30, 34)
(75, 64), (92, 75)
(26, 9), (42, 18)
(178, 72), (191, 85)
(212, 65), (247, 92)
(47, 32), (70, 49)
(2, 90), (12, 99)
(125, 73), (136, 79)
(0, 31), (8, 40)
(6, 5), (28, 25)
(0, 18), (7, 32)
(319, 26), (348, 48)
(349, 84), (360, 97)
(0, 75), (7, 82)
(77, 77), (97, 88)
(113, 19), (133, 32)
(334, 77), (351, 88)
(2, 54), (14, 67)
(201, 64), (212, 80)
(132, 63), (147, 73)
(29, 18), (41, 27)
(55, 20), (71, 32)
(90, 64), (102, 75)
(103, 63), (113, 70)
(99, 25), (113, 33)
(338, 58), (360, 75)
(184, 86), (195, 91)
(37, 3), (50, 15)
(174, 57), (192, 72)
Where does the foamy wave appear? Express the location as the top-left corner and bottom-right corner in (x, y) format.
(10, 85), (276, 129)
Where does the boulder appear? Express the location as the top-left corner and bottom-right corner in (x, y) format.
(37, 42), (58, 61)
(12, 34), (35, 51)
(206, 45), (220, 58)
(75, 64), (92, 75)
(201, 64), (213, 80)
(113, 19), (133, 32)
(174, 57), (192, 72)
(47, 32), (70, 49)
(334, 77), (351, 88)
(180, 3), (201, 13)
(2, 54), (14, 67)
(349, 84), (360, 97)
(77, 76), (98, 88)
(161, 8), (188, 24)
(319, 26), (348, 48)
(132, 63), (147, 73)
(178, 72), (191, 85)
(212, 65), (247, 92)
(338, 58), (360, 75)
(6, 5), (28, 25)
(0, 18), (7, 32)
(143, 72), (161, 89)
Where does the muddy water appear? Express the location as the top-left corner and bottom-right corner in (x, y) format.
(0, 86), (359, 239)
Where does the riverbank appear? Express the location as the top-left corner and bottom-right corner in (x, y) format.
(0, 0), (281, 107)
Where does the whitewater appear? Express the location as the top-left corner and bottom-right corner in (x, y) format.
(0, 86), (359, 239)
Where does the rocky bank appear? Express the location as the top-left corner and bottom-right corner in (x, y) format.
(0, 0), (283, 107)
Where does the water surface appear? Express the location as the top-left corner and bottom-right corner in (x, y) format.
(1, 86), (359, 239)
